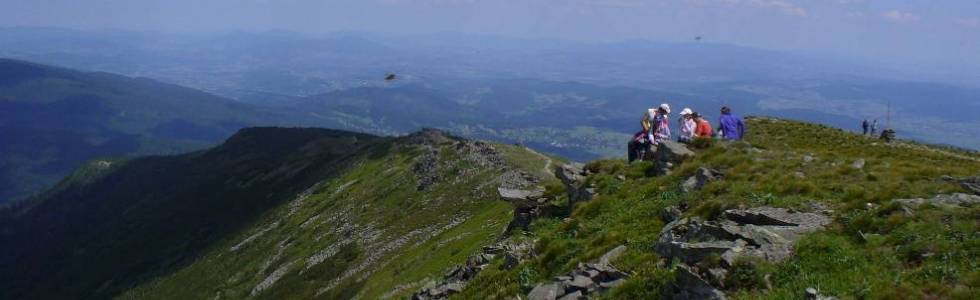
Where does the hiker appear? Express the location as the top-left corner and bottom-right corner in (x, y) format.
(677, 108), (696, 143)
(628, 107), (656, 163)
(693, 112), (713, 138)
(718, 106), (745, 140)
(862, 119), (869, 135)
(870, 120), (879, 136)
(650, 103), (671, 144)
(628, 130), (649, 163)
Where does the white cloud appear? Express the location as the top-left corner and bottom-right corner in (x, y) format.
(880, 10), (920, 23)
(955, 17), (980, 28)
(715, 0), (808, 17)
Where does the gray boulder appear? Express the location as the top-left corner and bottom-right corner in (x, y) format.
(498, 187), (547, 207)
(657, 207), (830, 266)
(681, 167), (723, 192)
(656, 140), (695, 163)
(663, 265), (727, 300)
(894, 193), (980, 209)
(660, 206), (683, 223)
(599, 245), (627, 265)
(528, 283), (563, 300)
(942, 175), (980, 196)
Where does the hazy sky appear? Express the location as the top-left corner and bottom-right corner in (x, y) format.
(3, 0), (979, 72)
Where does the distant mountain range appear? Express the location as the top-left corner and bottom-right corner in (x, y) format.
(1, 28), (978, 202)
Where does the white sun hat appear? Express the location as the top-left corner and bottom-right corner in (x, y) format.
(680, 108), (693, 116)
(660, 103), (671, 114)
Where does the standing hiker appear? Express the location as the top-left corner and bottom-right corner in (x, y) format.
(871, 120), (879, 136)
(650, 103), (671, 144)
(718, 106), (745, 141)
(862, 119), (869, 135)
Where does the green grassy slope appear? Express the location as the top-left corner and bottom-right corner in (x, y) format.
(455, 117), (980, 299)
(111, 131), (555, 299)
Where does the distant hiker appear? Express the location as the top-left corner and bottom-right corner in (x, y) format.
(718, 106), (745, 140)
(870, 120), (879, 136)
(677, 108), (696, 143)
(862, 119), (869, 135)
(693, 112), (713, 137)
(650, 103), (672, 144)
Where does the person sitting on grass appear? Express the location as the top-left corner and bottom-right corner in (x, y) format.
(693, 112), (713, 138)
(678, 108), (696, 143)
(718, 106), (745, 141)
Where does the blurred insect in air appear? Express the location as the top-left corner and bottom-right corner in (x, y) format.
(695, 36), (702, 42)
(384, 73), (397, 81)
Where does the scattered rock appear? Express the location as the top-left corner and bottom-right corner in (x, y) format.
(942, 175), (980, 196)
(794, 171), (806, 179)
(656, 206), (831, 299)
(660, 206), (683, 223)
(804, 287), (839, 300)
(558, 290), (584, 300)
(663, 265), (726, 300)
(528, 283), (562, 300)
(894, 193), (980, 209)
(598, 245), (627, 265)
(851, 158), (865, 170)
(681, 167), (723, 192)
(802, 155), (815, 163)
(413, 239), (535, 299)
(525, 246), (631, 299)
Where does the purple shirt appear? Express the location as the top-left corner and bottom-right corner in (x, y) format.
(719, 113), (745, 140)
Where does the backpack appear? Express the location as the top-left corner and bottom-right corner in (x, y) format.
(641, 113), (652, 132)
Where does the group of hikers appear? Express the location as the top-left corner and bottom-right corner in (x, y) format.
(628, 103), (745, 163)
(861, 119), (879, 136)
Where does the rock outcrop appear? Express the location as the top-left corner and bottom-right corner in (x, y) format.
(656, 207), (831, 299)
(527, 245), (630, 300)
(942, 175), (980, 196)
(412, 240), (536, 300)
(498, 186), (549, 232)
(556, 163), (595, 213)
(652, 141), (695, 176)
(894, 193), (980, 209)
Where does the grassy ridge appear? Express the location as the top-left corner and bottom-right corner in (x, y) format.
(120, 136), (555, 299)
(456, 117), (979, 299)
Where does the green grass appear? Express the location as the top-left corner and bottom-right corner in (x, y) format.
(119, 139), (552, 299)
(457, 117), (980, 299)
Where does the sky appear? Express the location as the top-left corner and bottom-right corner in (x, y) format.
(3, 0), (979, 77)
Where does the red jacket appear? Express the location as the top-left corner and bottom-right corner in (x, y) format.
(695, 120), (713, 137)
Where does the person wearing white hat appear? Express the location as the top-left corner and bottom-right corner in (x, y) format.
(678, 107), (696, 143)
(648, 103), (672, 144)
